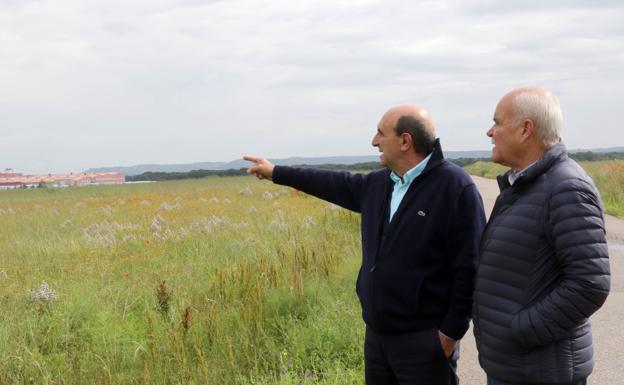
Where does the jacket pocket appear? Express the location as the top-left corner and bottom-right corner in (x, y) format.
(376, 269), (423, 319)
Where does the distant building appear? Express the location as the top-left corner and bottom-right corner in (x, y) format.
(0, 168), (22, 178)
(0, 171), (125, 190)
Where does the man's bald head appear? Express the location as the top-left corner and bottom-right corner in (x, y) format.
(502, 87), (563, 147)
(380, 104), (437, 156)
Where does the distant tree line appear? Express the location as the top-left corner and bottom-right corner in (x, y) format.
(127, 168), (249, 181)
(569, 151), (624, 161)
(126, 152), (624, 182)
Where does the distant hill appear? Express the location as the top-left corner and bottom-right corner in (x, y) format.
(86, 147), (624, 176)
(86, 152), (492, 176)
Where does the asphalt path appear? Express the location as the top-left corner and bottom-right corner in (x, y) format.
(458, 176), (624, 384)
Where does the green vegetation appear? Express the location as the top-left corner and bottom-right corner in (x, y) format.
(463, 161), (510, 179)
(0, 178), (364, 384)
(2, 155), (622, 384)
(125, 163), (385, 182)
(569, 151), (624, 162)
(464, 160), (624, 217)
(579, 161), (624, 217)
(125, 152), (624, 182)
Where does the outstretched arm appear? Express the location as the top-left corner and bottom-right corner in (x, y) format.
(244, 156), (275, 181)
(244, 155), (369, 213)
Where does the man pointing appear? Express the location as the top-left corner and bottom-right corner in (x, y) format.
(246, 104), (486, 385)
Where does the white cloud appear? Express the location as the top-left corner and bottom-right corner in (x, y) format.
(0, 0), (623, 173)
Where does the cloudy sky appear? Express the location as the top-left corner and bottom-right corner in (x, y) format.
(1, 0), (623, 174)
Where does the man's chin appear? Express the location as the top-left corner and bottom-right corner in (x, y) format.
(490, 148), (499, 163)
(490, 149), (508, 167)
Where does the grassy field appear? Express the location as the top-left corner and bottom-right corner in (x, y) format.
(464, 160), (624, 217)
(0, 178), (364, 384)
(2, 160), (622, 384)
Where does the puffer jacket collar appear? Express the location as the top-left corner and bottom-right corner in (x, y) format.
(496, 142), (568, 191)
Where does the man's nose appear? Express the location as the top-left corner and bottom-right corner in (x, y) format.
(372, 134), (379, 146)
(486, 127), (494, 137)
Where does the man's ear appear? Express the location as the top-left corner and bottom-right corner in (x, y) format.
(401, 133), (412, 150)
(520, 119), (536, 142)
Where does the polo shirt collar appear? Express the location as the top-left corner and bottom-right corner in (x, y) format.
(390, 153), (432, 185)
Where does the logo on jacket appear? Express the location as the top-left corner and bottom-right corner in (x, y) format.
(417, 210), (426, 216)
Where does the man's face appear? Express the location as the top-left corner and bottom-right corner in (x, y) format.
(372, 115), (403, 170)
(487, 96), (523, 169)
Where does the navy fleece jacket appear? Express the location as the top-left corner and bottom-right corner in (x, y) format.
(272, 140), (486, 339)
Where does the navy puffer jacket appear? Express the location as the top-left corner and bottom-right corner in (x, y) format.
(473, 143), (610, 384)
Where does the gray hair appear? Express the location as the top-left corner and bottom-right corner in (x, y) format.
(512, 90), (563, 147)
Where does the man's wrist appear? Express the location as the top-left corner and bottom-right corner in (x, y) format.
(438, 330), (456, 342)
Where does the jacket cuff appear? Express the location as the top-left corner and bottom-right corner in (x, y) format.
(272, 165), (289, 185)
(439, 317), (470, 341)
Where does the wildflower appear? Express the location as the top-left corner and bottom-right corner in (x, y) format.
(150, 215), (166, 233)
(158, 202), (173, 211)
(190, 215), (230, 234)
(223, 198), (231, 204)
(180, 305), (192, 334)
(269, 219), (287, 232)
(140, 200), (151, 206)
(29, 281), (57, 302)
(83, 221), (117, 247)
(155, 280), (172, 316)
(153, 229), (173, 242)
(239, 186), (253, 196)
(231, 222), (250, 230)
(60, 220), (72, 228)
(301, 216), (316, 229)
(0, 269), (7, 279)
(261, 191), (274, 200)
(117, 198), (126, 205)
(209, 197), (219, 204)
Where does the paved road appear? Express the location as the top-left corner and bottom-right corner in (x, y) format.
(458, 176), (624, 385)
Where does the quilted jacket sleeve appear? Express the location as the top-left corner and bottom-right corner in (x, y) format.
(511, 177), (611, 349)
(272, 166), (367, 213)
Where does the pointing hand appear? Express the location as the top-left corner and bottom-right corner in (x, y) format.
(243, 156), (275, 181)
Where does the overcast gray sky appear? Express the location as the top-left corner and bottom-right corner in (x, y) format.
(1, 0), (623, 174)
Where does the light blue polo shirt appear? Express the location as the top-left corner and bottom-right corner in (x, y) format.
(389, 153), (432, 222)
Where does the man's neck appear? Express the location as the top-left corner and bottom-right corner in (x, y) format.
(393, 155), (426, 178)
(512, 146), (547, 172)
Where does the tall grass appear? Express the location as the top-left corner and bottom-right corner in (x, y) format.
(464, 160), (624, 218)
(580, 161), (624, 217)
(0, 177), (364, 384)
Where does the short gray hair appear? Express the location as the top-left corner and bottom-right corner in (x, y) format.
(512, 90), (563, 147)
